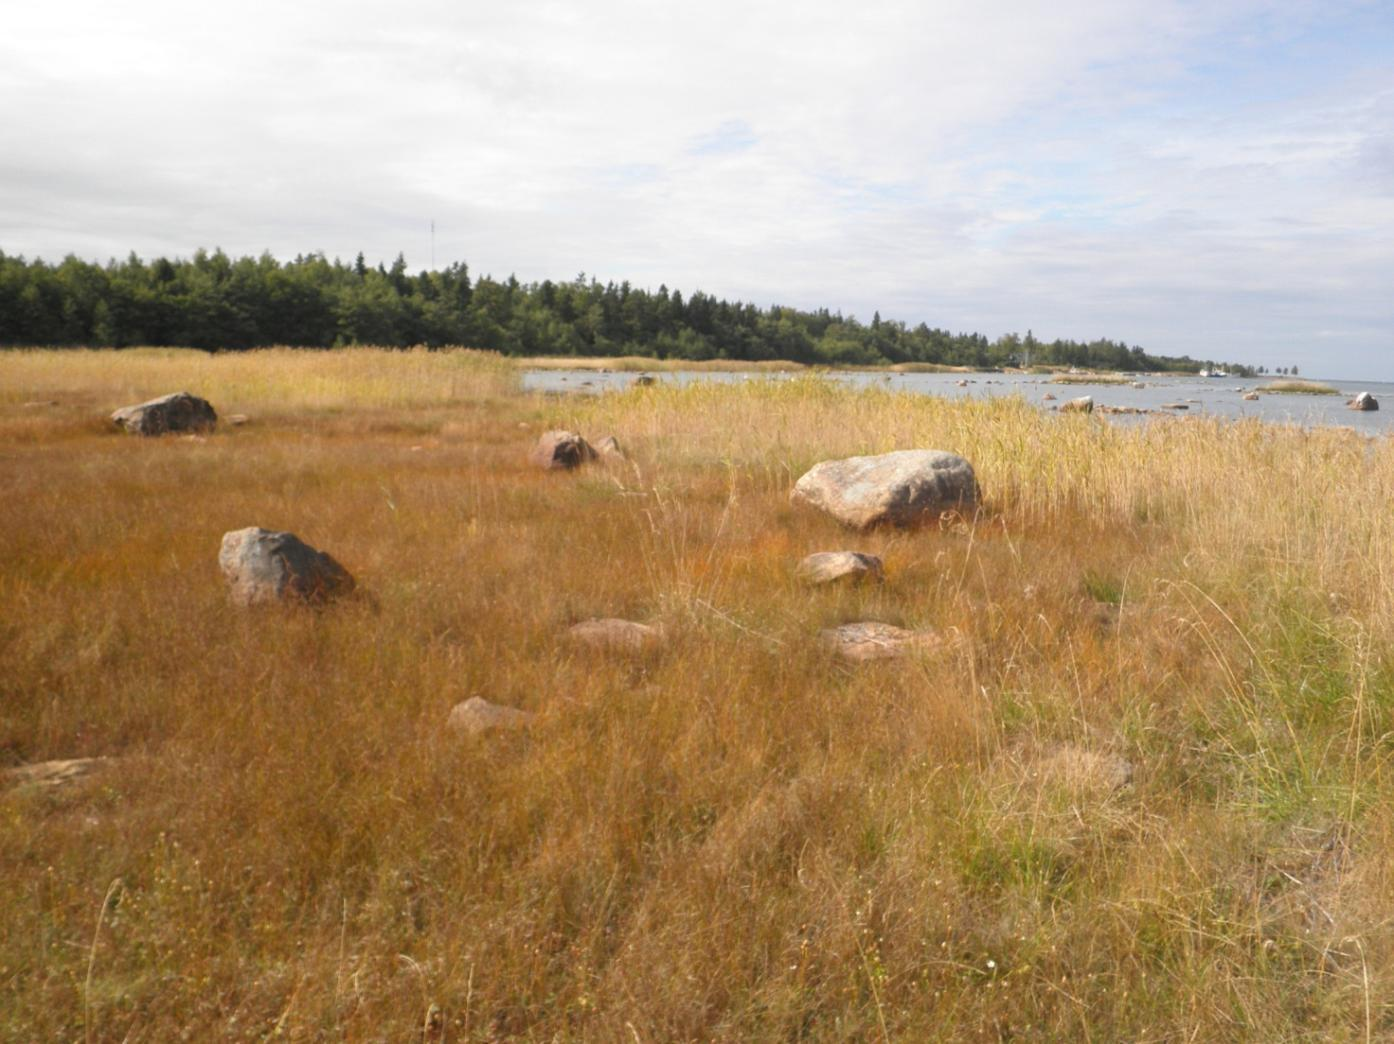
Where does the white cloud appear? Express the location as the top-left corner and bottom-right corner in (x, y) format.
(1, 0), (1391, 373)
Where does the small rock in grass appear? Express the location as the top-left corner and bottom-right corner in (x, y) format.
(1031, 745), (1134, 794)
(111, 392), (217, 435)
(1060, 396), (1093, 413)
(227, 413), (250, 426)
(792, 450), (978, 530)
(796, 551), (883, 586)
(219, 527), (355, 606)
(530, 430), (597, 470)
(820, 621), (943, 662)
(1349, 392), (1379, 411)
(5, 757), (113, 789)
(594, 435), (624, 459)
(447, 697), (535, 736)
(23, 400), (58, 408)
(567, 618), (665, 654)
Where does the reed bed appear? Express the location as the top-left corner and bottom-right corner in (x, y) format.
(2, 352), (1394, 1040)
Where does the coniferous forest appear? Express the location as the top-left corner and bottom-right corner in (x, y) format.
(0, 248), (1257, 374)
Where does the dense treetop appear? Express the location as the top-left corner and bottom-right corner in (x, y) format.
(0, 248), (1257, 374)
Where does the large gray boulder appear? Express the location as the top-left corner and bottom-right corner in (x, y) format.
(530, 430), (598, 470)
(447, 697), (535, 736)
(796, 551), (883, 586)
(111, 392), (217, 435)
(791, 450), (977, 529)
(1060, 396), (1093, 413)
(218, 528), (355, 605)
(1349, 392), (1379, 411)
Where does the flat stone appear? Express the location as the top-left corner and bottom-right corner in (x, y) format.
(5, 757), (112, 789)
(447, 697), (535, 736)
(566, 618), (665, 653)
(791, 450), (978, 530)
(820, 621), (943, 662)
(796, 551), (884, 586)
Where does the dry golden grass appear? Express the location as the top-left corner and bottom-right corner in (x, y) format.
(4, 351), (1394, 1039)
(522, 355), (807, 373)
(1260, 379), (1341, 395)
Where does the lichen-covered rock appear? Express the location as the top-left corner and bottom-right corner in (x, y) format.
(820, 621), (943, 662)
(791, 450), (977, 530)
(111, 392), (217, 435)
(530, 430), (598, 470)
(218, 528), (355, 605)
(566, 618), (665, 654)
(447, 697), (535, 736)
(796, 551), (883, 586)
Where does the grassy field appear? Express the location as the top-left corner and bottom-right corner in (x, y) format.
(4, 348), (1394, 1040)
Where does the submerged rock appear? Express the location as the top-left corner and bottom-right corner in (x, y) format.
(530, 430), (597, 470)
(218, 528), (355, 606)
(791, 450), (977, 529)
(111, 392), (217, 435)
(447, 697), (534, 736)
(796, 551), (884, 586)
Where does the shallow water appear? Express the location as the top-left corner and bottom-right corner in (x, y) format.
(523, 369), (1394, 432)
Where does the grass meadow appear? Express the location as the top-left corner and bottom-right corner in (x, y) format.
(4, 348), (1394, 1040)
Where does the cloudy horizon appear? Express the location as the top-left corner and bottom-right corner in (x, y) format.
(3, 0), (1391, 376)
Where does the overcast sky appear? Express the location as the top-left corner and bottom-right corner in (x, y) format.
(3, 0), (1392, 374)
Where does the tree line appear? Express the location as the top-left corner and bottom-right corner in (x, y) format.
(0, 248), (1257, 374)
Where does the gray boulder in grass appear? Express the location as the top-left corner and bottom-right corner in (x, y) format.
(447, 697), (535, 736)
(791, 450), (977, 529)
(111, 392), (217, 435)
(530, 430), (598, 470)
(219, 528), (355, 605)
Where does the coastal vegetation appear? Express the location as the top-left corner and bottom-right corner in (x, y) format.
(0, 248), (1258, 375)
(1261, 378), (1341, 395)
(4, 348), (1389, 1039)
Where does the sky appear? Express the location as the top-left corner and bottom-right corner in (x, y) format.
(2, 0), (1392, 375)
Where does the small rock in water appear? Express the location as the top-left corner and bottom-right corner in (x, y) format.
(1041, 392), (1057, 401)
(111, 391), (217, 435)
(219, 527), (356, 605)
(530, 430), (597, 470)
(796, 551), (884, 586)
(1242, 392), (1260, 401)
(447, 697), (534, 736)
(5, 757), (113, 789)
(1348, 391), (1379, 411)
(1130, 381), (1146, 389)
(566, 618), (665, 654)
(634, 374), (657, 387)
(955, 379), (968, 387)
(820, 621), (943, 662)
(1060, 396), (1094, 413)
(792, 450), (978, 530)
(1160, 402), (1189, 410)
